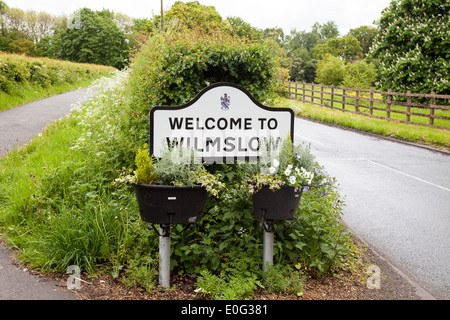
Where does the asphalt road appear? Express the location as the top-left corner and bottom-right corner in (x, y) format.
(0, 88), (96, 300)
(294, 117), (450, 300)
(0, 88), (96, 157)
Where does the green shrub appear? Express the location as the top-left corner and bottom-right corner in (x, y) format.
(128, 28), (284, 114)
(262, 264), (304, 296)
(342, 60), (377, 89)
(196, 269), (259, 300)
(315, 54), (346, 86)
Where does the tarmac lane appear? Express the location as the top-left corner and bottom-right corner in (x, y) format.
(294, 116), (450, 300)
(0, 88), (96, 157)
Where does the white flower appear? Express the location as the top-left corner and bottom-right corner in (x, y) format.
(287, 164), (293, 170)
(289, 176), (296, 184)
(269, 167), (276, 174)
(272, 159), (279, 167)
(284, 168), (291, 176)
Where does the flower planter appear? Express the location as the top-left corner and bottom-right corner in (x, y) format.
(134, 184), (208, 225)
(252, 185), (303, 220)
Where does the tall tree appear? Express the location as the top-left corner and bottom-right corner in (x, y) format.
(313, 35), (363, 62)
(348, 25), (378, 57)
(54, 8), (129, 68)
(0, 0), (8, 35)
(312, 21), (339, 40)
(369, 0), (449, 94)
(164, 1), (225, 33)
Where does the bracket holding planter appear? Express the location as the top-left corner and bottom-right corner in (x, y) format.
(138, 82), (296, 288)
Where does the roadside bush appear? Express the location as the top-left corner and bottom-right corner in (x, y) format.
(342, 60), (377, 89)
(315, 54), (346, 86)
(128, 28), (285, 112)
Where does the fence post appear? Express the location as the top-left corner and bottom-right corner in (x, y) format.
(430, 91), (436, 126)
(386, 89), (392, 119)
(331, 85), (335, 108)
(355, 88), (359, 113)
(342, 88), (346, 110)
(302, 82), (306, 102)
(370, 88), (374, 116)
(406, 90), (411, 123)
(288, 81), (291, 99)
(311, 84), (315, 104)
(320, 84), (324, 105)
(294, 81), (298, 100)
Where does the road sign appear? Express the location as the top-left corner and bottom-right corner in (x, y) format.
(150, 82), (294, 163)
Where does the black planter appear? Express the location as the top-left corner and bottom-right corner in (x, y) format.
(252, 185), (303, 220)
(134, 184), (207, 225)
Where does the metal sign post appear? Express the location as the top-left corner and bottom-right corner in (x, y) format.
(159, 225), (171, 288)
(261, 220), (274, 272)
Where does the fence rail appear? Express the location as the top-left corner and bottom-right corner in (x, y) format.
(286, 81), (450, 130)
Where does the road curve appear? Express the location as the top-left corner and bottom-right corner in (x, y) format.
(294, 117), (450, 300)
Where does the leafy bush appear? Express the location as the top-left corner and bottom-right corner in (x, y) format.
(196, 269), (259, 300)
(128, 28), (285, 114)
(262, 264), (304, 296)
(342, 60), (377, 89)
(314, 54), (346, 86)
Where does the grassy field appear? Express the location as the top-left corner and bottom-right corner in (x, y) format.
(278, 98), (450, 151)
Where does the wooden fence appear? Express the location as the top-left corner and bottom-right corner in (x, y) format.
(286, 81), (450, 130)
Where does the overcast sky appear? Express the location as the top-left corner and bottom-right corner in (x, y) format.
(6, 0), (393, 35)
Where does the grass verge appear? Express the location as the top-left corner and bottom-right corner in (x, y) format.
(0, 78), (103, 112)
(281, 98), (450, 151)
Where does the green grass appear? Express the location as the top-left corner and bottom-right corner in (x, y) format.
(0, 78), (104, 112)
(0, 74), (138, 273)
(279, 98), (450, 151)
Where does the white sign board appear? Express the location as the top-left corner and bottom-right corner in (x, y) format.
(150, 83), (294, 163)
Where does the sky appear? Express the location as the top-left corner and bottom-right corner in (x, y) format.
(5, 0), (393, 35)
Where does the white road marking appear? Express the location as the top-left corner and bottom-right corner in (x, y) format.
(294, 134), (325, 146)
(366, 159), (450, 193)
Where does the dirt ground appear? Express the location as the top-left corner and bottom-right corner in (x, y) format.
(35, 237), (428, 301)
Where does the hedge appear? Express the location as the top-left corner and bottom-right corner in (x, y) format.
(0, 52), (116, 96)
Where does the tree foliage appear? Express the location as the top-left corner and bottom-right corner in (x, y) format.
(54, 8), (129, 69)
(369, 0), (450, 94)
(8, 37), (35, 55)
(314, 54), (346, 86)
(312, 21), (339, 40)
(342, 60), (378, 89)
(314, 35), (363, 62)
(348, 25), (378, 57)
(164, 1), (226, 33)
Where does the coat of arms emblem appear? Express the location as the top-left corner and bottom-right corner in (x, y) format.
(220, 93), (230, 110)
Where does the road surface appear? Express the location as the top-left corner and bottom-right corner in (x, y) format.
(294, 117), (450, 300)
(0, 88), (96, 299)
(0, 88), (96, 157)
